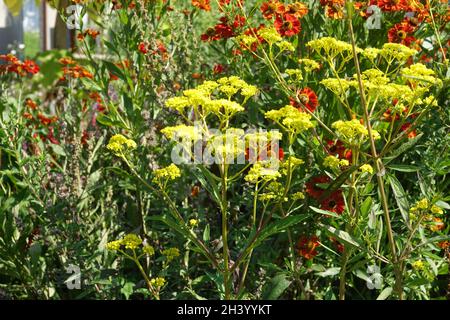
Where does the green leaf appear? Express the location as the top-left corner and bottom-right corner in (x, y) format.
(387, 174), (410, 225)
(103, 60), (126, 82)
(387, 164), (419, 172)
(377, 287), (393, 300)
(80, 78), (103, 92)
(309, 206), (342, 219)
(360, 197), (372, 218)
(384, 133), (423, 162)
(120, 282), (135, 300)
(318, 166), (359, 202)
(316, 267), (341, 277)
(192, 166), (221, 206)
(253, 214), (307, 249)
(203, 224), (210, 242)
(262, 274), (291, 300)
(50, 144), (66, 157)
(319, 224), (362, 249)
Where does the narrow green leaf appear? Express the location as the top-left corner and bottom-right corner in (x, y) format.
(387, 174), (410, 225)
(262, 274), (291, 300)
(377, 287), (393, 300)
(319, 224), (362, 249)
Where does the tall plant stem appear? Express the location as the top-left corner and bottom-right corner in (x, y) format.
(221, 164), (231, 300)
(346, 2), (402, 299)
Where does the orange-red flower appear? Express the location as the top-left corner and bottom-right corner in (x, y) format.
(138, 42), (149, 54)
(306, 175), (330, 199)
(320, 0), (345, 19)
(274, 13), (301, 37)
(25, 98), (38, 110)
(213, 64), (225, 74)
(285, 2), (309, 18)
(388, 20), (417, 47)
(297, 235), (320, 260)
(192, 0), (211, 11)
(327, 140), (352, 162)
(290, 87), (319, 112)
(401, 123), (417, 139)
(430, 217), (445, 232)
(23, 60), (40, 74)
(438, 241), (450, 249)
(320, 190), (345, 215)
(260, 1), (285, 20)
(0, 54), (39, 76)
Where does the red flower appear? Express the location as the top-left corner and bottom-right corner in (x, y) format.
(306, 175), (330, 199)
(401, 123), (417, 139)
(330, 237), (344, 253)
(320, 0), (345, 19)
(0, 54), (39, 76)
(327, 140), (352, 161)
(213, 64), (225, 74)
(46, 127), (59, 145)
(192, 0), (211, 11)
(138, 42), (149, 54)
(286, 2), (309, 18)
(320, 190), (345, 215)
(370, 0), (414, 12)
(290, 87), (319, 112)
(297, 235), (320, 260)
(438, 241), (450, 250)
(23, 60), (40, 74)
(274, 13), (301, 37)
(260, 1), (285, 20)
(25, 98), (38, 110)
(388, 20), (416, 47)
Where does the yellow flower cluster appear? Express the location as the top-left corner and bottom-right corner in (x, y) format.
(401, 63), (443, 87)
(258, 27), (282, 45)
(323, 155), (349, 170)
(258, 181), (285, 202)
(285, 68), (303, 83)
(412, 260), (425, 271)
(189, 219), (198, 227)
(150, 277), (166, 288)
(298, 58), (320, 72)
(291, 192), (305, 201)
(307, 37), (361, 62)
(245, 161), (281, 184)
(379, 43), (416, 62)
(153, 164), (181, 184)
(107, 134), (137, 156)
(363, 44), (416, 63)
(362, 47), (381, 61)
(276, 40), (295, 52)
(321, 78), (356, 97)
(143, 244), (155, 256)
(359, 164), (374, 175)
(280, 156), (304, 175)
(122, 234), (142, 250)
(105, 234), (144, 251)
(409, 198), (444, 231)
(245, 131), (283, 145)
(332, 119), (380, 146)
(162, 247), (180, 262)
(160, 125), (202, 141)
(207, 129), (246, 162)
(164, 76), (257, 120)
(265, 105), (315, 135)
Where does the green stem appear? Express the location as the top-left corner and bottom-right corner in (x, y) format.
(221, 163), (231, 300)
(346, 4), (402, 299)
